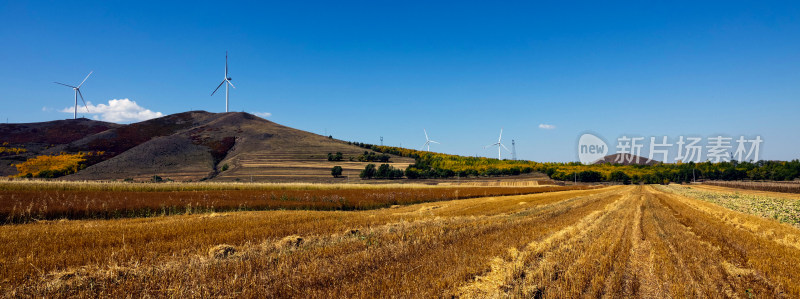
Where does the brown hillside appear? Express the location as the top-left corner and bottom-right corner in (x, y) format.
(63, 111), (414, 182)
(0, 118), (120, 145)
(0, 118), (121, 176)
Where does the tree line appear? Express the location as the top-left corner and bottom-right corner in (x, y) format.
(348, 141), (800, 183)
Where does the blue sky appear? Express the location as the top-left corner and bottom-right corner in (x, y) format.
(1, 1), (798, 162)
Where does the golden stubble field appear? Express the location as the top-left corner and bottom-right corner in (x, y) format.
(1, 184), (799, 297)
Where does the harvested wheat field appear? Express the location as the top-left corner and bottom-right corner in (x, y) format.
(1, 184), (800, 297)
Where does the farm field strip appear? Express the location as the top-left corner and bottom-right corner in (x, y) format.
(2, 185), (800, 297)
(0, 180), (492, 192)
(704, 181), (800, 194)
(658, 184), (800, 227)
(0, 183), (591, 223)
(694, 184), (800, 200)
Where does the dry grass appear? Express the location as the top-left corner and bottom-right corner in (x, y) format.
(0, 182), (588, 223)
(1, 185), (799, 297)
(0, 179), (449, 192)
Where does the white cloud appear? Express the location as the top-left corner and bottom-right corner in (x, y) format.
(252, 112), (272, 118)
(61, 99), (163, 123)
(538, 124), (556, 130)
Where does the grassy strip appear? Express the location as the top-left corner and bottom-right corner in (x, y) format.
(656, 184), (800, 227)
(0, 179), (450, 192)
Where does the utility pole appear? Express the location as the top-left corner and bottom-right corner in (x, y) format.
(511, 139), (517, 161)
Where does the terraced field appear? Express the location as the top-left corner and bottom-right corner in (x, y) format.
(1, 185), (799, 297)
(218, 151), (415, 182)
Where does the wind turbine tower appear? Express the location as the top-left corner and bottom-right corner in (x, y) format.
(485, 128), (511, 160)
(420, 129), (440, 151)
(211, 51), (236, 112)
(54, 71), (93, 119)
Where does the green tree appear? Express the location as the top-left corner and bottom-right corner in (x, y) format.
(609, 170), (631, 184)
(377, 164), (391, 178)
(331, 166), (343, 178)
(405, 166), (421, 179)
(360, 164), (376, 179)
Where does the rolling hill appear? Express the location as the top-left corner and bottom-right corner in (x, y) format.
(0, 111), (414, 182)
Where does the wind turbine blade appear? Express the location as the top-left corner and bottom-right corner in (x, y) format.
(54, 82), (77, 88)
(225, 51), (228, 77)
(227, 79), (236, 89)
(498, 128), (503, 142)
(429, 140), (440, 144)
(211, 80), (225, 96)
(77, 71), (93, 88)
(501, 143), (512, 153)
(420, 141), (429, 151)
(484, 143), (498, 149)
(77, 90), (90, 113)
(423, 129), (429, 141)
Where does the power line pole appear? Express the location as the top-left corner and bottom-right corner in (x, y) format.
(511, 139), (517, 161)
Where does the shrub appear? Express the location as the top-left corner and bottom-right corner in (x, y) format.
(327, 152), (344, 161)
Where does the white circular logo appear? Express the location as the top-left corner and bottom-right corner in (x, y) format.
(578, 133), (608, 165)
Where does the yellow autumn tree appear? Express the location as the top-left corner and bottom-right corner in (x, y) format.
(13, 152), (88, 178)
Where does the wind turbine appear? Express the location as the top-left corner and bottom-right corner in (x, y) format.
(485, 128), (511, 159)
(54, 71), (92, 119)
(211, 51), (236, 112)
(420, 129), (439, 151)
